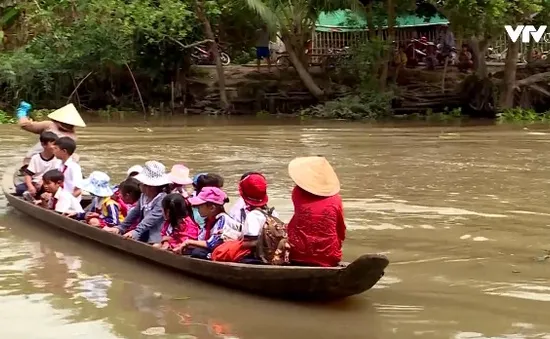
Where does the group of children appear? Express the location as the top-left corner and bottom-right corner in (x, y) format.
(17, 131), (280, 263)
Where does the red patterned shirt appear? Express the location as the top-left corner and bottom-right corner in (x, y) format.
(287, 186), (346, 267)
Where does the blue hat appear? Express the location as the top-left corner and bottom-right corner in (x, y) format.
(78, 171), (114, 197)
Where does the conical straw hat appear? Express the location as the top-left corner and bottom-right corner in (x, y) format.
(288, 156), (340, 197)
(47, 103), (86, 127)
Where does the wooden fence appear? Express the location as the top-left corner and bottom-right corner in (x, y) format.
(312, 28), (550, 62)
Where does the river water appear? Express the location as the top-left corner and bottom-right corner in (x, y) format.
(0, 117), (549, 339)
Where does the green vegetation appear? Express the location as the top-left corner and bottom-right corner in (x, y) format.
(301, 39), (394, 120)
(497, 108), (550, 123)
(0, 110), (16, 124)
(0, 0), (261, 110)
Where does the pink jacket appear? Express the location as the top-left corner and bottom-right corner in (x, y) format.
(160, 217), (199, 248)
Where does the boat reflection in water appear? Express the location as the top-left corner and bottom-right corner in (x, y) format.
(0, 212), (242, 338)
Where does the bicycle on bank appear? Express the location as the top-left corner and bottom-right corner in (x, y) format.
(275, 46), (350, 71)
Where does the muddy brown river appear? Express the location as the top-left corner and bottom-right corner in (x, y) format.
(0, 117), (549, 339)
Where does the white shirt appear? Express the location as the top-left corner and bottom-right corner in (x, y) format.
(58, 157), (82, 202)
(242, 208), (279, 237)
(52, 187), (84, 214)
(229, 197), (247, 223)
(26, 153), (61, 183)
(229, 197), (279, 224)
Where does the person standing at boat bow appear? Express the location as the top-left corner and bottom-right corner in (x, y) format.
(105, 161), (169, 243)
(17, 102), (86, 166)
(287, 156), (346, 267)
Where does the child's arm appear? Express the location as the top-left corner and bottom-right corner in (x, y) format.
(23, 174), (35, 194)
(24, 157), (38, 193)
(102, 202), (120, 226)
(114, 200), (141, 234)
(73, 188), (82, 197)
(184, 239), (208, 249)
(128, 200), (164, 239)
(72, 165), (83, 197)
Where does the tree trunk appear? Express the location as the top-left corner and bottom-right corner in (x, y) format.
(281, 35), (324, 99)
(379, 0), (395, 90)
(365, 3), (376, 40)
(470, 36), (490, 78)
(195, 0), (229, 111)
(499, 39), (520, 109)
(526, 41), (534, 63)
(456, 29), (463, 49)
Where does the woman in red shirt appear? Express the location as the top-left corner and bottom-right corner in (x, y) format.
(287, 156), (346, 267)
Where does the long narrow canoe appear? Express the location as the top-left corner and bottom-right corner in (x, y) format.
(1, 164), (389, 300)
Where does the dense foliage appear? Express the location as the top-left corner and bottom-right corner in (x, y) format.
(0, 0), (261, 109)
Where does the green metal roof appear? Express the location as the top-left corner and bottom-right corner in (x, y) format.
(316, 10), (449, 32)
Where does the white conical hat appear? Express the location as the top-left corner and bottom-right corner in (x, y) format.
(288, 156), (340, 197)
(47, 103), (86, 127)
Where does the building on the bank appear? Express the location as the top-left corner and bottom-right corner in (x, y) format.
(312, 9), (448, 56)
(313, 10), (550, 62)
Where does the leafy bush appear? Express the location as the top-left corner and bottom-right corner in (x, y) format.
(301, 39), (394, 120)
(232, 48), (256, 65)
(497, 108), (550, 122)
(301, 92), (392, 120)
(0, 110), (16, 124)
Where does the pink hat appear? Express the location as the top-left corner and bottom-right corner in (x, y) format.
(188, 187), (227, 206)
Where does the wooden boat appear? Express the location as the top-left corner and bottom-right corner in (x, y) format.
(1, 164), (389, 300)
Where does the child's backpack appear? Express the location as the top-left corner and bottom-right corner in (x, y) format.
(256, 207), (290, 265)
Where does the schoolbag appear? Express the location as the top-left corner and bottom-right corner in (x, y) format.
(256, 207), (290, 265)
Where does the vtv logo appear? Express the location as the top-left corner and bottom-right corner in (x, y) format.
(505, 25), (547, 43)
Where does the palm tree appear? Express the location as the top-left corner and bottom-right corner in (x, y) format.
(244, 0), (363, 99)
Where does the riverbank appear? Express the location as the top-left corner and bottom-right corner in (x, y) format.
(0, 65), (469, 121)
(4, 62), (548, 123)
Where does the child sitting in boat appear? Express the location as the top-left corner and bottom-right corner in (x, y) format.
(113, 177), (141, 218)
(53, 136), (82, 201)
(17, 131), (61, 198)
(237, 173), (279, 255)
(174, 187), (240, 259)
(167, 164), (193, 196)
(73, 171), (123, 228)
(228, 171), (254, 223)
(229, 172), (279, 224)
(105, 161), (169, 243)
(112, 165), (142, 196)
(190, 173), (225, 229)
(153, 193), (199, 251)
(41, 169), (84, 214)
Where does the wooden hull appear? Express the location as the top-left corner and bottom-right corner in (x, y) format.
(2, 165), (389, 300)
